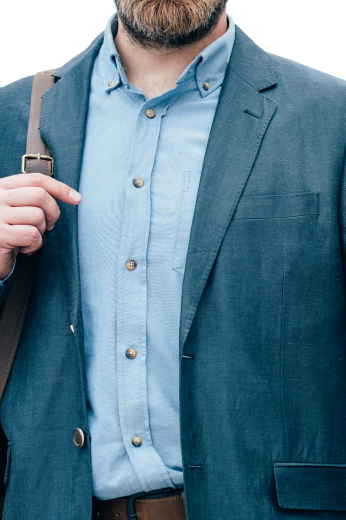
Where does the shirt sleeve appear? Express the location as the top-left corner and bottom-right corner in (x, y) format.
(0, 259), (16, 307)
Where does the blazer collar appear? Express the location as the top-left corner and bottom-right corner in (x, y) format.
(229, 26), (277, 92)
(52, 33), (104, 80)
(51, 24), (276, 92)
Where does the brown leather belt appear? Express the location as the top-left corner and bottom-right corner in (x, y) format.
(92, 487), (186, 520)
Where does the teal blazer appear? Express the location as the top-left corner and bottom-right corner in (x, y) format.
(1, 26), (346, 519)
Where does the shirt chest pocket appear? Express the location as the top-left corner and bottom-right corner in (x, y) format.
(233, 192), (319, 220)
(172, 170), (201, 276)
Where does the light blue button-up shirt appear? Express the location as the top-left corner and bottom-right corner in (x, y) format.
(78, 14), (235, 500)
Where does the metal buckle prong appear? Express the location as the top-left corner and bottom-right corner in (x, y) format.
(21, 154), (54, 176)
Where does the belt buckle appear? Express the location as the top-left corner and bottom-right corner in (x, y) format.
(21, 153), (54, 175)
(126, 487), (174, 519)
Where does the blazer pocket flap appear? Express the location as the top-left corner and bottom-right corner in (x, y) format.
(274, 463), (346, 511)
(233, 192), (319, 220)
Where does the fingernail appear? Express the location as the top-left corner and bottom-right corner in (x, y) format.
(69, 190), (82, 203)
(46, 223), (55, 231)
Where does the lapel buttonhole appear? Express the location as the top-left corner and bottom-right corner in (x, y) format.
(243, 108), (261, 119)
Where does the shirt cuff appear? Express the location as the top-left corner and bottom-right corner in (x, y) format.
(0, 259), (16, 290)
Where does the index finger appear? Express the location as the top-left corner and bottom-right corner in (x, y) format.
(0, 173), (82, 205)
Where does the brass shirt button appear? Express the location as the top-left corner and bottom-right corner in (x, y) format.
(203, 81), (210, 91)
(126, 260), (137, 271)
(73, 428), (85, 448)
(145, 108), (156, 119)
(108, 80), (116, 88)
(126, 348), (137, 359)
(133, 178), (144, 188)
(132, 436), (142, 447)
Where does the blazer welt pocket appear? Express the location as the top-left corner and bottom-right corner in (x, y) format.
(274, 462), (346, 511)
(233, 192), (319, 220)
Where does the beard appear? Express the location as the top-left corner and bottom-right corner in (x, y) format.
(114, 0), (227, 49)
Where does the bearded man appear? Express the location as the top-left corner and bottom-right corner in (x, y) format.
(0, 0), (346, 518)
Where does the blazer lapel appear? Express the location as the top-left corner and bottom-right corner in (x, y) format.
(39, 34), (104, 344)
(180, 27), (278, 353)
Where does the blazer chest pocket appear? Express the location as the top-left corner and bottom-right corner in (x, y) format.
(173, 170), (200, 275)
(274, 462), (346, 510)
(233, 192), (319, 220)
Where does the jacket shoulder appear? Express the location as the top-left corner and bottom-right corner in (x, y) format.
(0, 74), (33, 118)
(267, 52), (346, 96)
(266, 53), (346, 144)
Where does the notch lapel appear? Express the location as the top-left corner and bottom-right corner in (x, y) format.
(180, 27), (278, 353)
(39, 34), (104, 345)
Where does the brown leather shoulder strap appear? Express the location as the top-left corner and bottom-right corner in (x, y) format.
(0, 69), (56, 403)
(24, 69), (56, 177)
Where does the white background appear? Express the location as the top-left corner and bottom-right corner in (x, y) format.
(0, 0), (345, 87)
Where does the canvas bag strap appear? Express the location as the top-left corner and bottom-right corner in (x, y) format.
(0, 70), (56, 403)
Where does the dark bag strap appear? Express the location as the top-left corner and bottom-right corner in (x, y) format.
(0, 70), (56, 403)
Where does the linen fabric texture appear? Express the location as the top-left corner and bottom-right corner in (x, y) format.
(0, 22), (346, 520)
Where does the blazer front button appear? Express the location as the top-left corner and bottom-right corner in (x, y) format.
(73, 428), (85, 448)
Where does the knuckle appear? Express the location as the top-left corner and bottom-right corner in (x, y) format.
(53, 205), (61, 221)
(0, 206), (9, 222)
(29, 173), (44, 185)
(33, 208), (45, 225)
(1, 189), (12, 204)
(55, 181), (65, 196)
(0, 226), (6, 244)
(33, 187), (47, 204)
(28, 228), (41, 243)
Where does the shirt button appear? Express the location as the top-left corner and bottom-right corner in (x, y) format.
(126, 260), (137, 271)
(203, 81), (210, 91)
(108, 80), (116, 87)
(126, 348), (137, 359)
(133, 178), (144, 188)
(73, 428), (85, 448)
(145, 108), (156, 119)
(132, 436), (142, 447)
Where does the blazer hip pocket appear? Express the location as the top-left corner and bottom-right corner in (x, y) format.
(274, 462), (346, 511)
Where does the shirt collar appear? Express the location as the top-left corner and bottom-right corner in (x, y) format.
(98, 15), (124, 92)
(98, 13), (235, 97)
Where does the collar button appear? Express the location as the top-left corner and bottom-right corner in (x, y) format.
(145, 108), (156, 119)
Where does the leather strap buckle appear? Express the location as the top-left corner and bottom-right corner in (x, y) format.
(21, 153), (54, 175)
(126, 487), (176, 519)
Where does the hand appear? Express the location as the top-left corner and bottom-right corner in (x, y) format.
(0, 173), (82, 279)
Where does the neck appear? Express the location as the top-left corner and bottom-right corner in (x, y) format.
(114, 11), (228, 99)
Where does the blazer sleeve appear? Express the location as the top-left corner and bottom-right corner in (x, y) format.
(339, 149), (346, 280)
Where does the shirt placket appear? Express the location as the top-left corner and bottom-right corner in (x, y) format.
(116, 99), (175, 491)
